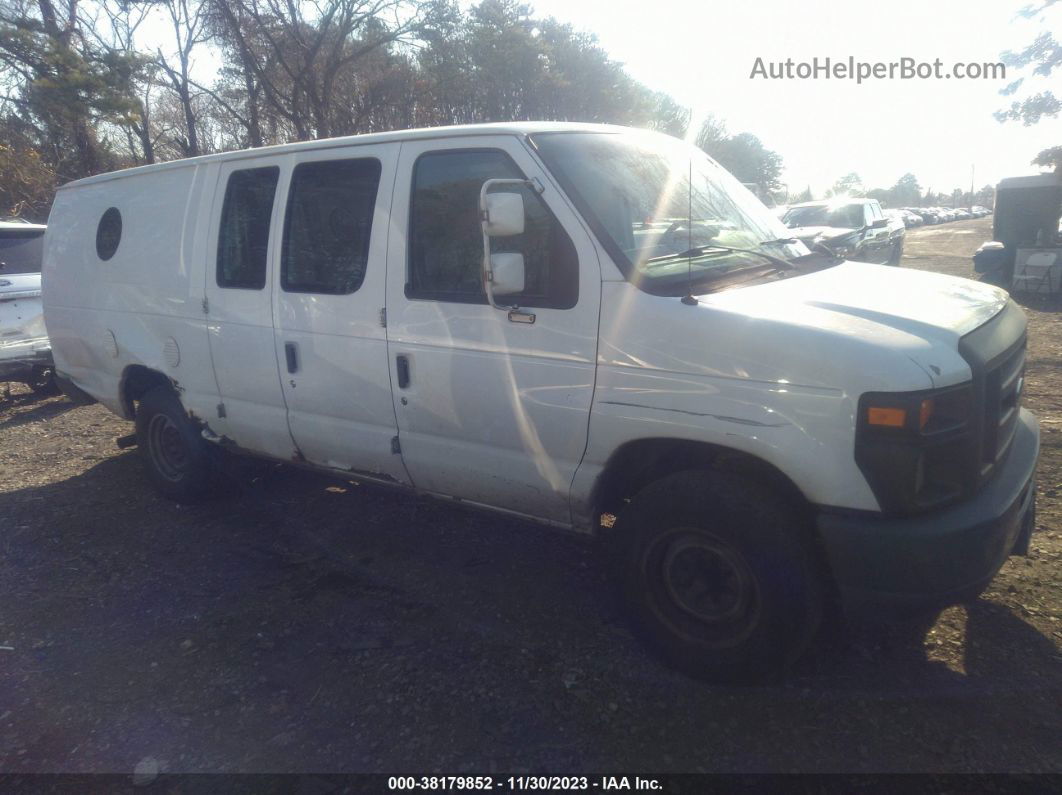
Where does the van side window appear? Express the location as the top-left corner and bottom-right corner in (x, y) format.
(408, 150), (578, 308)
(217, 166), (280, 290)
(282, 158), (382, 294)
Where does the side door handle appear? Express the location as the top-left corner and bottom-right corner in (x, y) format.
(396, 355), (410, 389)
(285, 342), (298, 374)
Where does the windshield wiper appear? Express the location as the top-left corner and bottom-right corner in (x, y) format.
(648, 242), (796, 271)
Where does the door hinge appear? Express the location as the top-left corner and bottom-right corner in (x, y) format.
(379, 307), (387, 328)
(217, 402), (226, 418)
(390, 435), (401, 454)
(201, 296), (209, 315)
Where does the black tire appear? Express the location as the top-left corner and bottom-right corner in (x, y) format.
(28, 366), (60, 397)
(617, 470), (823, 682)
(979, 267), (1013, 289)
(888, 239), (903, 265)
(134, 386), (215, 501)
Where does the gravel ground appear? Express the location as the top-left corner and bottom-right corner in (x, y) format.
(0, 216), (1059, 775)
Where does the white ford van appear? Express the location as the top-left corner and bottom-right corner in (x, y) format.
(42, 123), (1039, 680)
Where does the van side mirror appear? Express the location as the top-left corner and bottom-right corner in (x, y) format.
(479, 177), (541, 314)
(482, 192), (525, 236)
(489, 253), (525, 295)
(871, 218), (888, 229)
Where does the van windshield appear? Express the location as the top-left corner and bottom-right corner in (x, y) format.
(529, 131), (806, 294)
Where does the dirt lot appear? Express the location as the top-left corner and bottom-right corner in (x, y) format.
(1, 216), (1059, 775)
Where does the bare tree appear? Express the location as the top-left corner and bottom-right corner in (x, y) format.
(84, 0), (158, 163)
(209, 0), (436, 140)
(154, 0), (210, 156)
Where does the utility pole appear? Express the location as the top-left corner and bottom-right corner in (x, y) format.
(970, 164), (975, 209)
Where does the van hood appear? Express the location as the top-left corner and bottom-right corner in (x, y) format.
(709, 261), (1007, 339)
(598, 263), (1015, 417)
(694, 261), (1012, 389)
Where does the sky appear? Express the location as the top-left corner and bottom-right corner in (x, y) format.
(524, 0), (1061, 198)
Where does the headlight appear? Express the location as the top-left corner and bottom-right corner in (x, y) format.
(855, 384), (977, 514)
(816, 233), (858, 257)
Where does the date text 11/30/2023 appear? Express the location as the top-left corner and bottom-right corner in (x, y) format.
(387, 775), (663, 791)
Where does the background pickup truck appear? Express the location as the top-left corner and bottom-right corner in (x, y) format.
(0, 219), (56, 395)
(782, 198), (905, 265)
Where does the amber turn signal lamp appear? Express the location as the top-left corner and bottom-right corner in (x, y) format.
(867, 406), (906, 428)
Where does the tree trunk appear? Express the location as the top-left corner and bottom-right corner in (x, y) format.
(242, 66), (263, 147)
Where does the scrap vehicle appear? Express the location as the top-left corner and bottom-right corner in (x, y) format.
(781, 198), (905, 264)
(1, 219), (55, 394)
(43, 123), (1039, 681)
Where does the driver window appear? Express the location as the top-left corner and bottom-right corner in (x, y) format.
(408, 149), (578, 309)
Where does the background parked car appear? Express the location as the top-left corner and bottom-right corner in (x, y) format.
(908, 207), (939, 224)
(782, 198), (905, 265)
(0, 219), (56, 395)
(888, 208), (920, 228)
(900, 209), (924, 227)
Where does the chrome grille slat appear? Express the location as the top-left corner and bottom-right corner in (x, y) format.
(982, 341), (1024, 471)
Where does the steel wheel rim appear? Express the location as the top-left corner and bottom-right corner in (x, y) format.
(147, 414), (187, 482)
(663, 533), (753, 622)
(644, 528), (762, 648)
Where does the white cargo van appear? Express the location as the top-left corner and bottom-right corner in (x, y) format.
(43, 123), (1039, 680)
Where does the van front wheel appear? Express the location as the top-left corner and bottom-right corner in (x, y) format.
(618, 470), (823, 682)
(135, 387), (214, 501)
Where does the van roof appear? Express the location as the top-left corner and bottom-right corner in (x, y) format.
(0, 220), (46, 232)
(59, 121), (643, 189)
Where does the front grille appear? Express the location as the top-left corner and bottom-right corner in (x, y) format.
(958, 300), (1028, 490)
(981, 340), (1025, 474)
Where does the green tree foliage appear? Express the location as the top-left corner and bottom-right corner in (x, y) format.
(0, 0), (142, 181)
(996, 0), (1060, 126)
(889, 173), (922, 207)
(0, 0), (788, 219)
(1032, 144), (1062, 171)
(828, 172), (864, 198)
(693, 117), (784, 195)
(0, 130), (55, 219)
(996, 1), (1059, 172)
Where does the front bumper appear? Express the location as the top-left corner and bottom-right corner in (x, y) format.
(817, 408), (1039, 614)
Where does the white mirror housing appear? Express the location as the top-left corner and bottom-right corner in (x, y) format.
(483, 192), (525, 237)
(489, 253), (525, 295)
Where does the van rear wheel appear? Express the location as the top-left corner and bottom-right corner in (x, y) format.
(617, 470), (823, 682)
(135, 386), (214, 501)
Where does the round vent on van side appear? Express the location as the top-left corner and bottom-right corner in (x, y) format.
(96, 207), (122, 261)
